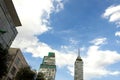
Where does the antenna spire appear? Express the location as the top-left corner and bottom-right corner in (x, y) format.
(78, 48), (80, 57)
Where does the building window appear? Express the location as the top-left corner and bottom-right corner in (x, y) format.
(10, 66), (16, 75)
(15, 57), (20, 65)
(52, 69), (54, 72)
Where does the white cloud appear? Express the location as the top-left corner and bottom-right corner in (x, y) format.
(12, 0), (54, 52)
(69, 38), (79, 45)
(115, 31), (120, 37)
(85, 45), (120, 69)
(109, 12), (120, 22)
(109, 71), (120, 75)
(103, 5), (120, 18)
(102, 5), (120, 26)
(12, 0), (65, 49)
(67, 66), (74, 76)
(90, 37), (107, 45)
(54, 0), (64, 12)
(56, 51), (76, 67)
(84, 45), (120, 80)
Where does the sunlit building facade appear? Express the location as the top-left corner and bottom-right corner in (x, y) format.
(2, 48), (28, 80)
(39, 52), (56, 80)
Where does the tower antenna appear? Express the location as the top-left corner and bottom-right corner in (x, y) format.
(78, 48), (80, 57)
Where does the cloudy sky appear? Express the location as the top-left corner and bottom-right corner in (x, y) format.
(12, 0), (120, 80)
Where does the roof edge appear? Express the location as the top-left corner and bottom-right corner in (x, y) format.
(4, 0), (22, 27)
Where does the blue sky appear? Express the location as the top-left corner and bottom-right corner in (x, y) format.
(12, 0), (120, 80)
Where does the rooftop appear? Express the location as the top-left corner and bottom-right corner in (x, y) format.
(48, 52), (55, 57)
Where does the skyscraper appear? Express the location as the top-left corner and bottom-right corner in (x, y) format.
(74, 49), (83, 80)
(39, 52), (56, 80)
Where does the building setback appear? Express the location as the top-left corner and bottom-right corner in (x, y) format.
(0, 0), (21, 50)
(2, 48), (29, 80)
(39, 52), (56, 80)
(74, 49), (83, 80)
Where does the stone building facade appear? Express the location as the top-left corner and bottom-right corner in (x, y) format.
(74, 49), (83, 80)
(2, 48), (28, 80)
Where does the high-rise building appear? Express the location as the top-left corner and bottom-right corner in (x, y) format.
(39, 52), (56, 80)
(2, 48), (29, 80)
(0, 0), (21, 50)
(74, 49), (83, 80)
